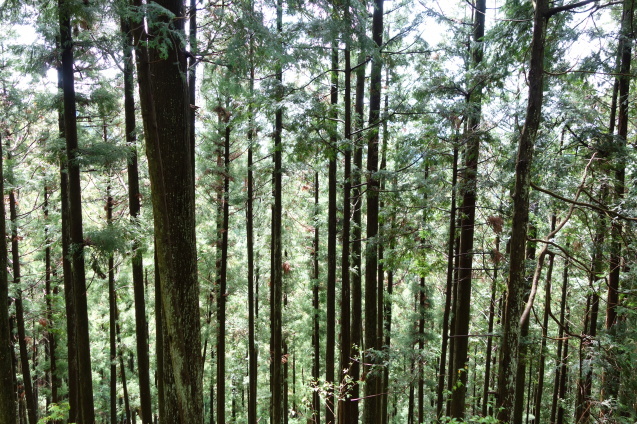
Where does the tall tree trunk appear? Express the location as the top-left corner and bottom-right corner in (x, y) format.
(496, 1), (548, 420)
(132, 0), (203, 421)
(108, 184), (117, 424)
(378, 66), (391, 424)
(247, 9), (257, 421)
(121, 14), (152, 424)
(9, 184), (36, 424)
(271, 1), (284, 421)
(349, 48), (367, 424)
(325, 41), (338, 424)
(0, 140), (16, 423)
(603, 0), (634, 412)
(312, 169), (321, 424)
(338, 9), (353, 420)
(446, 224), (461, 416)
(216, 109), (231, 424)
(116, 296), (132, 424)
(449, 0), (485, 417)
(362, 1), (384, 421)
(513, 225), (538, 424)
(58, 1), (95, 420)
(436, 145), (458, 420)
(531, 248), (554, 424)
(532, 217), (557, 424)
(481, 229), (500, 417)
(56, 62), (79, 423)
(43, 185), (59, 420)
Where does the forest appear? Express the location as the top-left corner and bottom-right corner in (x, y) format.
(0, 0), (635, 423)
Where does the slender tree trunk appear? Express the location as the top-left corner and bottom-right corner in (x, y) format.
(349, 48), (367, 424)
(0, 141), (16, 423)
(532, 247), (554, 424)
(43, 185), (59, 421)
(107, 184), (118, 424)
(496, 1), (548, 420)
(481, 230), (500, 417)
(120, 13), (153, 424)
(378, 66), (392, 424)
(132, 0), (203, 421)
(446, 226), (461, 416)
(9, 187), (36, 424)
(603, 0), (634, 412)
(217, 109), (231, 424)
(116, 297), (132, 424)
(436, 145), (458, 420)
(513, 225), (538, 423)
(575, 294), (599, 423)
(247, 11), (257, 421)
(338, 12), (353, 421)
(325, 42), (338, 424)
(271, 1), (284, 421)
(56, 62), (79, 423)
(312, 168), (321, 424)
(58, 1), (95, 420)
(549, 266), (566, 423)
(449, 0), (485, 417)
(362, 1), (384, 421)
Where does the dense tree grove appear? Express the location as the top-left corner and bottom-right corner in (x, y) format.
(1, 0), (637, 423)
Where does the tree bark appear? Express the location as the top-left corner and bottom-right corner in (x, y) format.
(9, 187), (36, 424)
(449, 0), (485, 417)
(58, 1), (95, 420)
(349, 47), (367, 424)
(496, 0), (548, 420)
(362, 1), (384, 421)
(216, 109), (231, 424)
(132, 1), (203, 421)
(121, 13), (153, 424)
(312, 169), (321, 424)
(338, 10), (353, 420)
(107, 185), (117, 424)
(271, 1), (284, 421)
(325, 41), (338, 424)
(247, 8), (257, 421)
(436, 145), (458, 420)
(0, 142), (16, 424)
(603, 0), (634, 412)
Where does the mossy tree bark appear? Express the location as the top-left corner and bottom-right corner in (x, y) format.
(131, 1), (203, 422)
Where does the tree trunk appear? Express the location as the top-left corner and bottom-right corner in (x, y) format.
(481, 230), (500, 418)
(108, 185), (117, 424)
(56, 62), (79, 423)
(603, 0), (634, 412)
(338, 11), (353, 420)
(121, 12), (152, 424)
(436, 145), (458, 420)
(532, 246), (554, 424)
(325, 41), (338, 424)
(312, 169), (321, 424)
(0, 142), (16, 423)
(349, 47), (367, 424)
(449, 0), (485, 417)
(271, 1), (284, 421)
(43, 185), (59, 421)
(58, 1), (95, 420)
(216, 109), (231, 424)
(362, 1), (384, 421)
(9, 188), (36, 424)
(247, 14), (257, 422)
(132, 0), (203, 421)
(496, 0), (548, 420)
